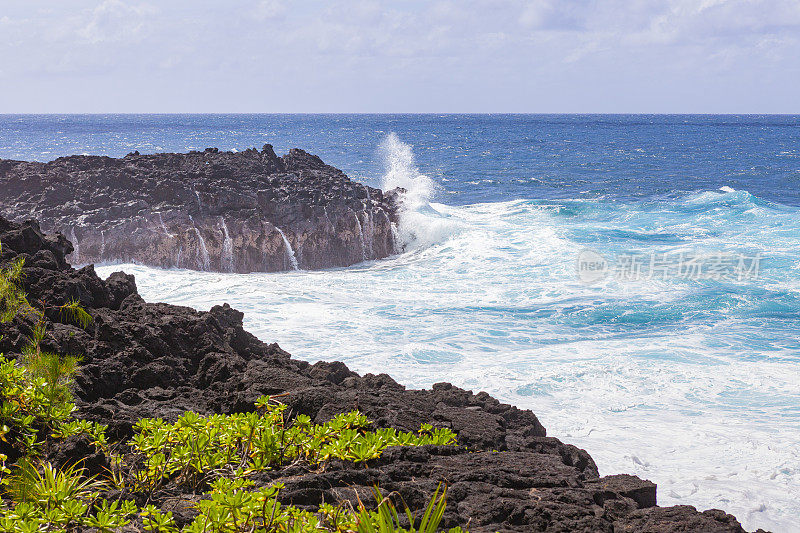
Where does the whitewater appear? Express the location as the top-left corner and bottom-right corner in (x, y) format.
(91, 133), (800, 532)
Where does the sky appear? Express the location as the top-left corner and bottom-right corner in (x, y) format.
(1, 0), (799, 113)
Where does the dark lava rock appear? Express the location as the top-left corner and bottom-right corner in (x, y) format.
(0, 146), (401, 272)
(0, 216), (756, 532)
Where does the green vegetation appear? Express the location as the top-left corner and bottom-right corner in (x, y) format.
(356, 484), (456, 533)
(127, 402), (455, 493)
(0, 246), (467, 532)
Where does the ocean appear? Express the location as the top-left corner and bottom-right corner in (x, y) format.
(2, 114), (799, 532)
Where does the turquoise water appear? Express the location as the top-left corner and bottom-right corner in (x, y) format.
(2, 114), (799, 531)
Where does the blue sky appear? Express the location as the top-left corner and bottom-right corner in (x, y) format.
(2, 0), (799, 113)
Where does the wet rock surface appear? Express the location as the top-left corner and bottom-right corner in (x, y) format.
(0, 147), (400, 272)
(0, 216), (760, 532)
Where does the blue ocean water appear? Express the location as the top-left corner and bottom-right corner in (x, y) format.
(3, 114), (800, 206)
(2, 115), (800, 532)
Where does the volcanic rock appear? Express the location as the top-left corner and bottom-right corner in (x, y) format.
(0, 146), (400, 272)
(0, 216), (758, 532)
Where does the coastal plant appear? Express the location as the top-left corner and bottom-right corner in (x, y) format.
(0, 245), (93, 462)
(183, 478), (465, 533)
(0, 460), (137, 532)
(128, 396), (457, 491)
(356, 484), (464, 533)
(0, 247), (27, 322)
(0, 354), (77, 459)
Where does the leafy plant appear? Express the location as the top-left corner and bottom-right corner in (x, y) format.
(128, 397), (457, 492)
(0, 248), (27, 323)
(356, 484), (463, 533)
(0, 354), (76, 460)
(0, 460), (135, 532)
(59, 298), (93, 329)
(5, 460), (103, 506)
(0, 242), (93, 463)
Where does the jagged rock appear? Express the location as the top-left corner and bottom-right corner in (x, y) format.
(0, 146), (401, 272)
(0, 216), (756, 532)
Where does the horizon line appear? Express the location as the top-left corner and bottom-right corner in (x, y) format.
(1, 112), (800, 116)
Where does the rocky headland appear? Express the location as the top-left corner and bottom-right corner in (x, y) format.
(0, 147), (400, 272)
(0, 216), (761, 532)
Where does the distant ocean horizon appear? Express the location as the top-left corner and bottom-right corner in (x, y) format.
(2, 114), (799, 532)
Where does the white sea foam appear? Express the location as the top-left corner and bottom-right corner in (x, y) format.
(97, 168), (800, 533)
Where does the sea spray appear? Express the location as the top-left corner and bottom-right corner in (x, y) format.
(379, 133), (460, 251)
(220, 217), (234, 272)
(389, 222), (401, 251)
(276, 227), (299, 270)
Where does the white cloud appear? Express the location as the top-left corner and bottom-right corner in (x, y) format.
(1, 0), (799, 111)
(253, 0), (286, 21)
(78, 0), (157, 44)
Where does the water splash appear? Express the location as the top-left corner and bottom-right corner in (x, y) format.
(276, 227), (299, 270)
(220, 217), (234, 272)
(379, 132), (437, 205)
(378, 133), (459, 251)
(389, 222), (401, 250)
(188, 215), (210, 270)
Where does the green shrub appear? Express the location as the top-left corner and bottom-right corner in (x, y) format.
(128, 397), (457, 492)
(0, 246), (94, 465)
(0, 354), (77, 459)
(0, 248), (27, 323)
(0, 460), (136, 532)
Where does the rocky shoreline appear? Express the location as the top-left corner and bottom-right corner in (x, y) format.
(0, 147), (400, 272)
(0, 216), (761, 532)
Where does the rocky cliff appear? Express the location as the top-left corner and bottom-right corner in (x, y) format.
(0, 216), (760, 532)
(0, 146), (400, 272)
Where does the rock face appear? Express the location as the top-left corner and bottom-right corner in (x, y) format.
(0, 216), (759, 533)
(0, 146), (400, 272)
